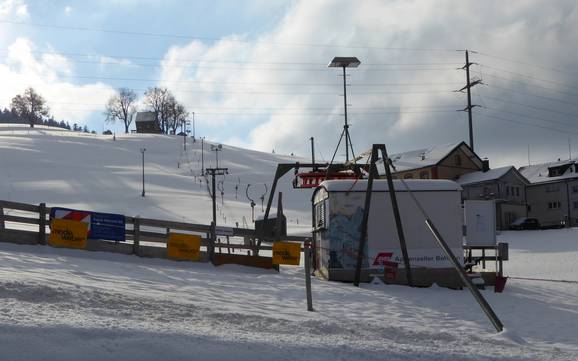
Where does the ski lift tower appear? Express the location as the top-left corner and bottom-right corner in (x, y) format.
(328, 56), (360, 164)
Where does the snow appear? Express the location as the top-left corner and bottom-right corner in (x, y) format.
(1, 124), (578, 360)
(519, 160), (578, 184)
(357, 142), (463, 172)
(0, 124), (311, 233)
(456, 166), (514, 186)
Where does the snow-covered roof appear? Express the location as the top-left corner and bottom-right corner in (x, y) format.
(319, 179), (462, 192)
(356, 142), (480, 172)
(456, 166), (518, 186)
(519, 160), (578, 184)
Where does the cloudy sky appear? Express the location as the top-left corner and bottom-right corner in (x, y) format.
(1, 0), (577, 168)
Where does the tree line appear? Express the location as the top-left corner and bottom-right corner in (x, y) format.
(1, 87), (94, 133)
(104, 87), (189, 134)
(2, 86), (190, 135)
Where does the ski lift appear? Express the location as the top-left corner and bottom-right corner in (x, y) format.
(293, 169), (359, 189)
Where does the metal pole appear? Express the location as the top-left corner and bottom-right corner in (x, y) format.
(426, 219), (503, 332)
(211, 170), (217, 227)
(192, 111), (195, 140)
(141, 149), (145, 197)
(342, 65), (349, 163)
(381, 146), (413, 287)
(310, 137), (315, 167)
(353, 147), (378, 286)
(201, 138), (204, 175)
(466, 50), (474, 152)
(304, 244), (314, 311)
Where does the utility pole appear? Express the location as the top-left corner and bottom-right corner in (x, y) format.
(201, 137), (205, 175)
(211, 144), (223, 168)
(310, 137), (316, 168)
(458, 50), (482, 152)
(140, 148), (146, 197)
(192, 112), (196, 142)
(206, 167), (229, 228)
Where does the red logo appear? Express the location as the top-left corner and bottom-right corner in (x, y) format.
(373, 252), (393, 266)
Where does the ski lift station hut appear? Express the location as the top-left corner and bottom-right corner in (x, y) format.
(311, 179), (464, 288)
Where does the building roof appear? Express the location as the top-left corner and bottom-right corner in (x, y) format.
(519, 160), (578, 184)
(135, 111), (156, 123)
(456, 166), (520, 186)
(319, 179), (462, 192)
(356, 141), (482, 172)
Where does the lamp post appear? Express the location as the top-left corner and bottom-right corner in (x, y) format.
(211, 144), (223, 168)
(140, 148), (146, 197)
(328, 56), (360, 163)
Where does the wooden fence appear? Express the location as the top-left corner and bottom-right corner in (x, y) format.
(0, 200), (310, 269)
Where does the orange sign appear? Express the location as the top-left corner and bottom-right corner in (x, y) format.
(167, 233), (202, 261)
(49, 219), (88, 249)
(272, 242), (301, 265)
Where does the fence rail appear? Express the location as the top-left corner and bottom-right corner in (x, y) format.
(0, 199), (310, 269)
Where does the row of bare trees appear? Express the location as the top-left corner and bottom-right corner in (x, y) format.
(104, 87), (188, 134)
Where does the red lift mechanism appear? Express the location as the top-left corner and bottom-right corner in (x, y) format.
(293, 169), (359, 189)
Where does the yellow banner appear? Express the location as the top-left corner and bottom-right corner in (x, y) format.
(272, 242), (301, 265)
(49, 219), (88, 249)
(167, 233), (202, 261)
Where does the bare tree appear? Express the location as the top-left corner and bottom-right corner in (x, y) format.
(144, 87), (175, 133)
(10, 87), (50, 128)
(104, 88), (137, 133)
(168, 99), (188, 134)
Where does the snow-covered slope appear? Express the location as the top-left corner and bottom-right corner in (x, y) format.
(2, 124), (578, 360)
(0, 124), (312, 232)
(1, 230), (578, 360)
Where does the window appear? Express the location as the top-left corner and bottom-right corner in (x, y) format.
(454, 154), (462, 166)
(516, 187), (520, 197)
(314, 201), (326, 230)
(573, 186), (578, 194)
(506, 186), (510, 197)
(574, 201), (578, 209)
(404, 173), (413, 179)
(419, 171), (429, 179)
(548, 201), (561, 210)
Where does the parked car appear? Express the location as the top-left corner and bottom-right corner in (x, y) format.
(510, 217), (540, 230)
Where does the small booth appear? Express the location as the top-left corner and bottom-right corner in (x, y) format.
(311, 179), (464, 288)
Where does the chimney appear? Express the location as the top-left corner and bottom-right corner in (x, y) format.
(482, 158), (490, 172)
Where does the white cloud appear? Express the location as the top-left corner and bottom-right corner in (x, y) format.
(0, 0), (29, 19)
(0, 38), (115, 122)
(64, 5), (72, 16)
(158, 0), (578, 166)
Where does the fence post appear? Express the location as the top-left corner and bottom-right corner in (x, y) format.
(38, 203), (46, 245)
(0, 207), (5, 231)
(133, 216), (140, 255)
(304, 241), (314, 312)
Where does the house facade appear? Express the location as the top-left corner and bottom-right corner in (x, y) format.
(519, 160), (578, 228)
(387, 142), (484, 180)
(135, 112), (162, 134)
(457, 166), (529, 230)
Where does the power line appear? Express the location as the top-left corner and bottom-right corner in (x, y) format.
(483, 106), (578, 129)
(478, 64), (578, 92)
(0, 19), (461, 52)
(485, 83), (578, 108)
(481, 73), (578, 99)
(477, 113), (578, 136)
(475, 51), (578, 78)
(475, 93), (578, 121)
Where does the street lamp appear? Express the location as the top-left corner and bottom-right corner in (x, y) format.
(140, 148), (146, 197)
(328, 56), (360, 163)
(211, 144), (223, 168)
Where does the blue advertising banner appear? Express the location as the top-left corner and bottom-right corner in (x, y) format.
(50, 207), (126, 242)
